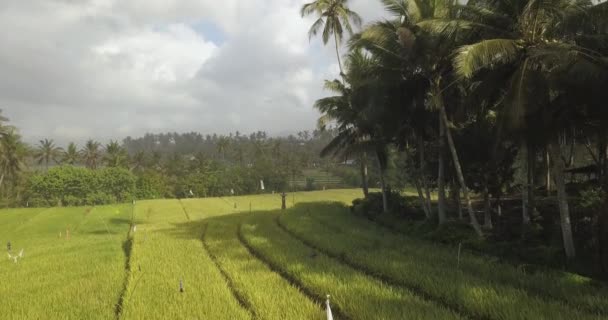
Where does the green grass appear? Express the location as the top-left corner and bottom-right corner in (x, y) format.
(201, 212), (324, 319)
(279, 202), (607, 319)
(1, 189), (606, 319)
(118, 199), (251, 320)
(0, 205), (132, 319)
(240, 211), (464, 320)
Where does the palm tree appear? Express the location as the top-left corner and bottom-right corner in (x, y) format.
(350, 0), (487, 234)
(81, 139), (102, 169)
(0, 130), (28, 190)
(34, 139), (63, 170)
(131, 150), (147, 173)
(62, 142), (80, 165)
(301, 0), (362, 75)
(315, 50), (393, 206)
(452, 0), (604, 258)
(104, 140), (128, 168)
(216, 137), (229, 161)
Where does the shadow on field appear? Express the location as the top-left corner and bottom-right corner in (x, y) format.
(158, 202), (339, 241)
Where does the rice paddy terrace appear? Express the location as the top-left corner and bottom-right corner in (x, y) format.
(1, 189), (606, 320)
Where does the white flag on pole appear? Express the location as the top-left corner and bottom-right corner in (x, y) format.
(260, 180), (265, 190)
(326, 295), (333, 320)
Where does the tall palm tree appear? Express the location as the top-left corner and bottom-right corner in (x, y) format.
(62, 142), (80, 165)
(315, 50), (392, 206)
(34, 139), (62, 170)
(350, 0), (487, 234)
(453, 0), (604, 258)
(301, 0), (362, 75)
(81, 139), (102, 169)
(104, 140), (128, 168)
(216, 137), (229, 161)
(131, 150), (147, 173)
(0, 130), (28, 190)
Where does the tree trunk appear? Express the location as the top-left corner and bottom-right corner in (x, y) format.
(437, 111), (447, 224)
(418, 135), (433, 215)
(549, 139), (576, 260)
(599, 130), (607, 183)
(360, 152), (369, 198)
(438, 96), (483, 236)
(378, 156), (388, 213)
(334, 34), (344, 77)
(483, 179), (493, 229)
(545, 148), (551, 196)
(455, 181), (463, 220)
(522, 141), (531, 225)
(527, 140), (537, 220)
(414, 177), (431, 219)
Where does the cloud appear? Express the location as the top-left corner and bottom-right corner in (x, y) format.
(0, 0), (387, 145)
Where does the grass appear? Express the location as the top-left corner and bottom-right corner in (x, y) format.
(118, 199), (251, 320)
(0, 205), (132, 319)
(239, 211), (464, 320)
(1, 189), (606, 319)
(279, 202), (607, 319)
(201, 212), (324, 319)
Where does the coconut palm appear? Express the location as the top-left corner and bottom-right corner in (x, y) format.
(131, 150), (147, 173)
(349, 0), (487, 234)
(0, 130), (28, 190)
(104, 140), (128, 168)
(81, 139), (102, 169)
(62, 142), (80, 165)
(452, 0), (605, 258)
(301, 0), (362, 75)
(34, 139), (63, 170)
(216, 137), (229, 161)
(315, 50), (394, 208)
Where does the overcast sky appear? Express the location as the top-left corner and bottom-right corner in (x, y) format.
(0, 0), (387, 145)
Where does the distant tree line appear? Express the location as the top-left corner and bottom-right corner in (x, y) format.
(0, 115), (366, 207)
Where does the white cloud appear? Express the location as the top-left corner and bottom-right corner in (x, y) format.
(0, 0), (388, 145)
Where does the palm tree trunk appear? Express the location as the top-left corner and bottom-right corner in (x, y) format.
(549, 139), (576, 260)
(360, 152), (369, 198)
(527, 141), (537, 220)
(376, 151), (388, 214)
(545, 148), (551, 196)
(454, 180), (463, 220)
(483, 179), (492, 229)
(438, 97), (483, 237)
(334, 34), (344, 76)
(599, 130), (607, 183)
(522, 141), (531, 225)
(417, 135), (432, 215)
(437, 111), (447, 224)
(414, 177), (431, 219)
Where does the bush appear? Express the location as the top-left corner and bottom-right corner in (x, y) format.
(26, 166), (137, 206)
(351, 192), (423, 219)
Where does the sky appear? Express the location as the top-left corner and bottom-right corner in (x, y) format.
(0, 0), (387, 145)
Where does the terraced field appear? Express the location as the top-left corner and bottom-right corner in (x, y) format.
(1, 189), (606, 319)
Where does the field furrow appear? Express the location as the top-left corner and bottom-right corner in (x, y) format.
(118, 200), (251, 320)
(278, 203), (603, 320)
(239, 212), (465, 320)
(201, 214), (324, 319)
(300, 202), (608, 315)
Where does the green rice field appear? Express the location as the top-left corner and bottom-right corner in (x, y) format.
(1, 189), (606, 319)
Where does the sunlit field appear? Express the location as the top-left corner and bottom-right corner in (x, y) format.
(1, 189), (606, 319)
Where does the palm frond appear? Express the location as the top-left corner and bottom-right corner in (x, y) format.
(454, 39), (522, 78)
(308, 17), (325, 41)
